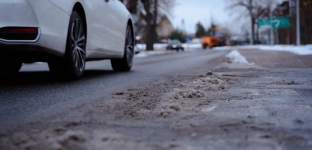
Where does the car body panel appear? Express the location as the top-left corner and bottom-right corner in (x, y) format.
(0, 0), (70, 56)
(0, 0), (39, 28)
(48, 0), (132, 58)
(104, 0), (129, 54)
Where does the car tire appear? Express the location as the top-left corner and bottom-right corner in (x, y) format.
(111, 25), (134, 72)
(49, 11), (86, 79)
(48, 59), (64, 74)
(0, 61), (22, 74)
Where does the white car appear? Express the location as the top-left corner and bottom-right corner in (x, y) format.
(0, 0), (134, 79)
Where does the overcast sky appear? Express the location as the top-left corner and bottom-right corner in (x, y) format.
(171, 0), (247, 34)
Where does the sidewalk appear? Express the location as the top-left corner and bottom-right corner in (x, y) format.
(238, 49), (312, 68)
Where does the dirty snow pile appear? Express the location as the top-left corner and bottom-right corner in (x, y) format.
(171, 89), (206, 99)
(156, 73), (227, 116)
(217, 50), (260, 69)
(180, 76), (226, 91)
(225, 50), (251, 64)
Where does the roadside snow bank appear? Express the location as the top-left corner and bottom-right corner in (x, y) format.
(136, 43), (167, 51)
(182, 43), (202, 49)
(213, 46), (234, 51)
(136, 43), (202, 51)
(135, 50), (174, 58)
(241, 45), (312, 55)
(213, 45), (312, 55)
(216, 50), (263, 69)
(135, 47), (198, 58)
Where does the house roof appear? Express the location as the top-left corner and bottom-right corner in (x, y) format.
(131, 11), (173, 26)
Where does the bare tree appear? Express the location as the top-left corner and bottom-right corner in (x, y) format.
(301, 0), (312, 44)
(122, 0), (176, 50)
(228, 0), (257, 45)
(227, 0), (279, 44)
(254, 5), (269, 41)
(141, 0), (175, 50)
(220, 26), (233, 41)
(120, 0), (139, 14)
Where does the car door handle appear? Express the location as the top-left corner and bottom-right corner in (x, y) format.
(105, 0), (109, 2)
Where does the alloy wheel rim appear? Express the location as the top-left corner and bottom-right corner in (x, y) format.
(71, 18), (86, 72)
(125, 27), (134, 65)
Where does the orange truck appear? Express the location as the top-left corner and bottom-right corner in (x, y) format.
(201, 36), (218, 49)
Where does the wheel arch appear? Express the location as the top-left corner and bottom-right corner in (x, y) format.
(127, 19), (135, 46)
(72, 3), (87, 40)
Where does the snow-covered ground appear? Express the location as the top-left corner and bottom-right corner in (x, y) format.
(217, 50), (261, 70)
(135, 43), (202, 51)
(136, 43), (167, 51)
(238, 45), (312, 55)
(212, 45), (312, 55)
(135, 50), (175, 58)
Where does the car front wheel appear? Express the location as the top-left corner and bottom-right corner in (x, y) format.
(48, 11), (86, 79)
(111, 25), (134, 72)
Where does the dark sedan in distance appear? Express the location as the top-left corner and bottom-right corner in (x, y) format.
(167, 40), (184, 51)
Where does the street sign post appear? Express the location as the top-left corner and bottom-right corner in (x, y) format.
(185, 37), (192, 43)
(258, 17), (291, 29)
(215, 31), (222, 37)
(215, 26), (220, 31)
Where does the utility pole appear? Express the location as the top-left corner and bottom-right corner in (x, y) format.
(249, 0), (254, 45)
(287, 29), (290, 44)
(287, 0), (291, 44)
(181, 19), (186, 34)
(269, 3), (274, 45)
(296, 0), (300, 45)
(276, 29), (279, 44)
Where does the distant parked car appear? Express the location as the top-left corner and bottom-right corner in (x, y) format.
(167, 40), (184, 51)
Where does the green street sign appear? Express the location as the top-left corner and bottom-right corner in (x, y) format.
(258, 17), (291, 29)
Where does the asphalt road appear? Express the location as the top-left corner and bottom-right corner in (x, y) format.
(0, 49), (228, 132)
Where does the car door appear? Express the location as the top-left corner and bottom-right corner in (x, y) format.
(88, 0), (114, 53)
(103, 0), (127, 54)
